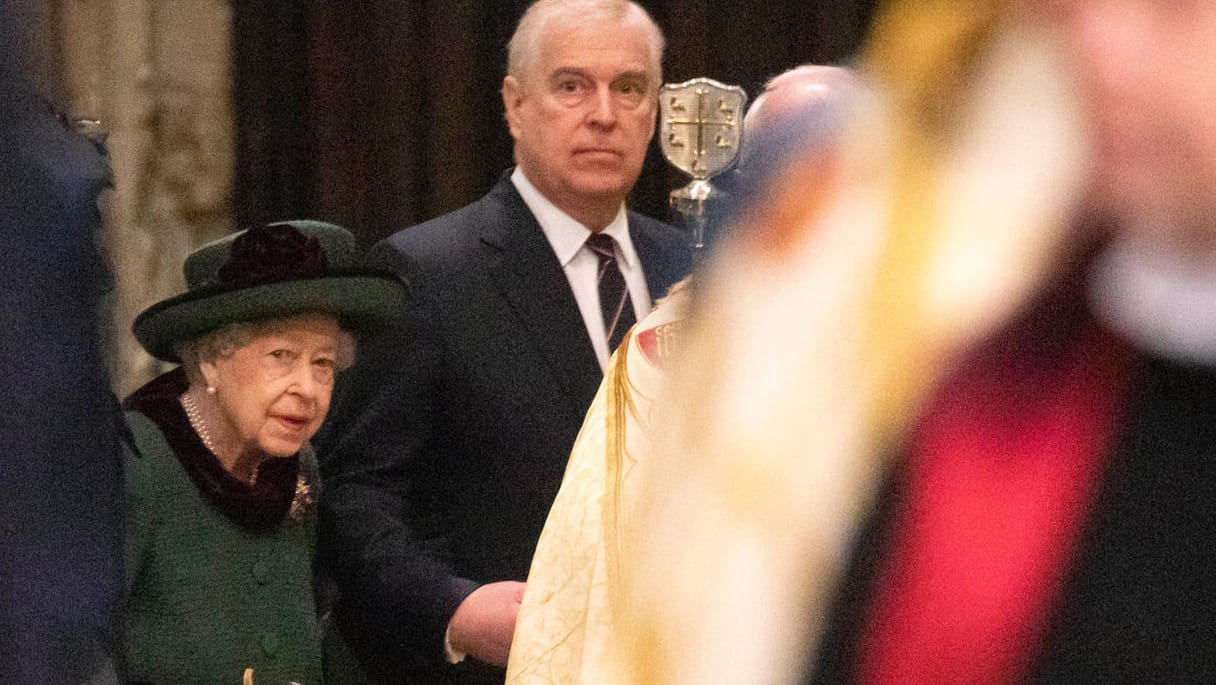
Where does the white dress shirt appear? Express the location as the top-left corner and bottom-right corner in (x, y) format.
(511, 167), (653, 369)
(443, 171), (658, 664)
(1090, 234), (1216, 365)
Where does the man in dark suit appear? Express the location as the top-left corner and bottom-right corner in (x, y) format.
(315, 1), (690, 682)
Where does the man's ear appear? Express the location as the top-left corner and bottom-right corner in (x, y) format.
(503, 75), (524, 140)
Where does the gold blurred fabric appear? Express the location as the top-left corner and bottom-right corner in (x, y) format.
(508, 2), (1088, 683)
(506, 283), (693, 685)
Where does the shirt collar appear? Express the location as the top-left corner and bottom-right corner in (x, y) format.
(1090, 234), (1216, 365)
(511, 167), (634, 268)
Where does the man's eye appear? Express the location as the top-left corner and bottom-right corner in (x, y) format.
(613, 83), (646, 107)
(270, 349), (296, 361)
(314, 357), (335, 369)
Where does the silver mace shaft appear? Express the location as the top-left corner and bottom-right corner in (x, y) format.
(671, 178), (726, 257)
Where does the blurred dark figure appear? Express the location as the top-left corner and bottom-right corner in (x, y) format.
(0, 3), (125, 683)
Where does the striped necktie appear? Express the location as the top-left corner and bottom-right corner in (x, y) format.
(586, 232), (636, 353)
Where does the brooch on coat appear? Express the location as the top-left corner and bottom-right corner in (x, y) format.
(289, 474), (314, 521)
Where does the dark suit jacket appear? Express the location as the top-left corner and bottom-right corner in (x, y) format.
(814, 356), (1216, 684)
(811, 269), (1216, 684)
(316, 173), (690, 683)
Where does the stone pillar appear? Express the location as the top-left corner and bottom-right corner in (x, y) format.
(54, 0), (235, 395)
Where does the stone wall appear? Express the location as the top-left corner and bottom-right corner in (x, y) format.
(51, 0), (235, 395)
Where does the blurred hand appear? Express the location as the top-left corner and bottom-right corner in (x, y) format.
(447, 580), (526, 666)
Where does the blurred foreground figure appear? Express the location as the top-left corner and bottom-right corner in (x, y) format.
(0, 4), (124, 683)
(611, 0), (1216, 681)
(811, 3), (1216, 682)
(505, 64), (859, 685)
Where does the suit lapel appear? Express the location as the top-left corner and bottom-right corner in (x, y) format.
(479, 177), (603, 404)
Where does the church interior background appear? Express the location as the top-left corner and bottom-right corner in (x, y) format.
(28, 0), (877, 395)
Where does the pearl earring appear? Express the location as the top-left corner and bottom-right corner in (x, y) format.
(206, 385), (216, 395)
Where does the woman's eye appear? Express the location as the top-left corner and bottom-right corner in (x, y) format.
(314, 357), (335, 369)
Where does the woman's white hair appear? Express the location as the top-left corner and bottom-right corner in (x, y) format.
(176, 315), (356, 386)
(506, 0), (664, 86)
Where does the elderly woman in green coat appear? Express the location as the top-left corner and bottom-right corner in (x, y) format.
(120, 220), (406, 685)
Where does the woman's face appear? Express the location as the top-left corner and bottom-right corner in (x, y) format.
(200, 313), (341, 458)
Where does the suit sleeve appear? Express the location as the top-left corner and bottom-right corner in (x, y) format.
(315, 241), (479, 669)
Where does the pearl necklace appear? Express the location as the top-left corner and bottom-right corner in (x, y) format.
(181, 388), (220, 456)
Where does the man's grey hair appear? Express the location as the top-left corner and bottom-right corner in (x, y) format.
(506, 0), (664, 86)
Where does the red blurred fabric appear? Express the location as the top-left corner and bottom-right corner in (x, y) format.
(856, 323), (1135, 685)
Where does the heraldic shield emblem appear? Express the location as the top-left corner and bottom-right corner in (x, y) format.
(660, 77), (747, 180)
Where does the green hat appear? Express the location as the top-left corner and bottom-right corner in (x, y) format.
(133, 220), (407, 362)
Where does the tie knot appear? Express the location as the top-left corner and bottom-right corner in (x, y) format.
(586, 232), (617, 263)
